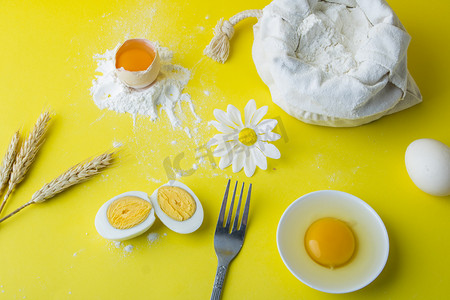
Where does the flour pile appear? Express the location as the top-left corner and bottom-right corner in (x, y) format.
(90, 42), (197, 127)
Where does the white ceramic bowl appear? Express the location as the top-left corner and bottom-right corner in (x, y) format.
(277, 190), (389, 293)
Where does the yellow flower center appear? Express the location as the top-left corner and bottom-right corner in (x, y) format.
(238, 128), (257, 146)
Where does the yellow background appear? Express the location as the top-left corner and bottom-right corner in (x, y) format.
(0, 0), (449, 299)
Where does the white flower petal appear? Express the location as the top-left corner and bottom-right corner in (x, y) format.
(207, 139), (219, 147)
(233, 142), (246, 155)
(258, 132), (281, 142)
(244, 99), (256, 126)
(243, 152), (256, 177)
(227, 105), (244, 128)
(232, 150), (245, 173)
(207, 133), (231, 147)
(257, 141), (281, 159)
(210, 120), (234, 134)
(219, 150), (234, 169)
(213, 141), (235, 157)
(255, 119), (277, 133)
(229, 132), (240, 142)
(250, 106), (268, 126)
(251, 147), (267, 170)
(214, 109), (237, 128)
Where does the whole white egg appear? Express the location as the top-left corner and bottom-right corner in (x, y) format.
(95, 191), (156, 241)
(405, 139), (450, 196)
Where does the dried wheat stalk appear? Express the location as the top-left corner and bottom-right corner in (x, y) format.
(0, 131), (20, 198)
(0, 152), (114, 223)
(1, 111), (51, 209)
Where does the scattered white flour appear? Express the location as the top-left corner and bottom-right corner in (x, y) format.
(112, 141), (123, 148)
(124, 245), (134, 252)
(296, 2), (371, 75)
(147, 232), (159, 243)
(181, 93), (202, 123)
(149, 177), (162, 183)
(113, 241), (122, 248)
(72, 249), (85, 257)
(184, 127), (192, 138)
(90, 42), (197, 127)
(171, 140), (177, 145)
(203, 90), (210, 96)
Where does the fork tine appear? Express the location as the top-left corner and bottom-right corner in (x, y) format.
(217, 179), (231, 228)
(225, 181), (238, 230)
(240, 183), (252, 232)
(232, 182), (245, 233)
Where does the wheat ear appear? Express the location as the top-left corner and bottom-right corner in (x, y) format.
(0, 131), (20, 198)
(1, 111), (51, 212)
(0, 152), (114, 223)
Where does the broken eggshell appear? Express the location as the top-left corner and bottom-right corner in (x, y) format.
(115, 39), (161, 89)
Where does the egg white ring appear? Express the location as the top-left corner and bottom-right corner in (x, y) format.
(150, 180), (204, 234)
(277, 190), (389, 294)
(95, 191), (156, 241)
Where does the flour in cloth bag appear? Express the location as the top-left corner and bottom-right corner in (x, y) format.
(205, 0), (422, 127)
(296, 2), (371, 75)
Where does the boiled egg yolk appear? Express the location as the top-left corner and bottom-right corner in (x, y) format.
(107, 196), (152, 229)
(304, 217), (355, 269)
(157, 186), (196, 221)
(115, 41), (155, 72)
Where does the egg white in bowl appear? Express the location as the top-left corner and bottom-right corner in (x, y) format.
(277, 190), (389, 293)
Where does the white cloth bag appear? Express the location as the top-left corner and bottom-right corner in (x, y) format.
(205, 0), (422, 127)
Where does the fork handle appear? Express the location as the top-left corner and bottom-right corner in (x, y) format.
(211, 263), (229, 300)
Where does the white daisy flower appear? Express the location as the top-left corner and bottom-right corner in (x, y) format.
(208, 99), (281, 177)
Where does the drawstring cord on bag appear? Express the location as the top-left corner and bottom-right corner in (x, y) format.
(204, 9), (263, 63)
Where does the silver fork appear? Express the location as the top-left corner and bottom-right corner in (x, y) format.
(211, 180), (252, 300)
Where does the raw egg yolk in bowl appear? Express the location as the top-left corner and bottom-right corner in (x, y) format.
(305, 217), (356, 269)
(277, 190), (389, 293)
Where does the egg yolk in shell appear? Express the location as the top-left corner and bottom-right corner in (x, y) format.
(304, 217), (356, 269)
(107, 196), (152, 229)
(115, 41), (155, 72)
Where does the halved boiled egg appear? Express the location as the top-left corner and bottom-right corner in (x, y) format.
(149, 180), (203, 234)
(95, 191), (156, 241)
